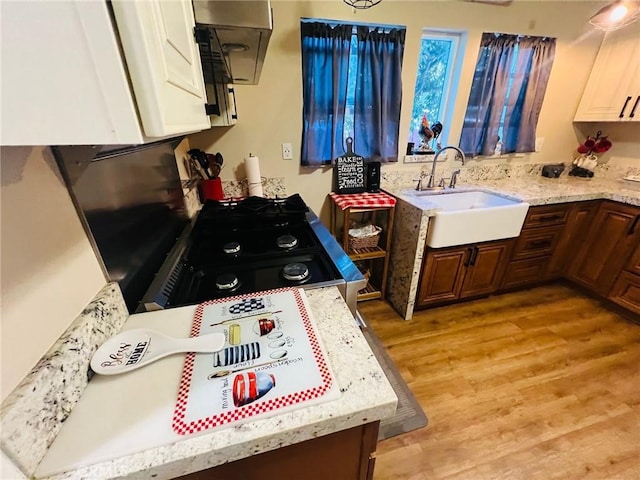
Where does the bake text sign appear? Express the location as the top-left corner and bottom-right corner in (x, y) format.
(335, 155), (366, 194)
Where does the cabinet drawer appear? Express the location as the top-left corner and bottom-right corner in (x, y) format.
(626, 242), (640, 276)
(502, 257), (551, 289)
(608, 270), (640, 316)
(523, 204), (571, 229)
(510, 226), (564, 261)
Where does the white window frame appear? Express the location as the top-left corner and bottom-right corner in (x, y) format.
(410, 29), (466, 148)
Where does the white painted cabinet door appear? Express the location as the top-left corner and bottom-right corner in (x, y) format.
(574, 24), (640, 122)
(111, 0), (211, 137)
(1, 1), (145, 145)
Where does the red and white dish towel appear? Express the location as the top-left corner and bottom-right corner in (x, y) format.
(329, 191), (396, 210)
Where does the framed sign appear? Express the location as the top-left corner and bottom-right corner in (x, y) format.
(333, 137), (366, 194)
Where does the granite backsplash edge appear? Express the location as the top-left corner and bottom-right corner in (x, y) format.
(0, 282), (128, 477)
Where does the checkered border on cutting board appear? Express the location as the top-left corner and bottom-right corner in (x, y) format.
(172, 287), (334, 435)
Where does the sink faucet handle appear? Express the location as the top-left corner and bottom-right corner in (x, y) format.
(414, 172), (431, 190)
(449, 169), (461, 188)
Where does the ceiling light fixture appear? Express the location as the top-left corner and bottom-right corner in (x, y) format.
(343, 0), (381, 9)
(589, 0), (640, 31)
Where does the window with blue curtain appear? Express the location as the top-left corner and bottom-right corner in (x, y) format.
(459, 33), (556, 157)
(300, 19), (406, 167)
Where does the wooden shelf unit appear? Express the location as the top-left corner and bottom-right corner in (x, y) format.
(329, 193), (396, 302)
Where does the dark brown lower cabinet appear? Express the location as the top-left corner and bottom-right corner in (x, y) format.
(417, 240), (511, 308)
(461, 242), (513, 297)
(567, 201), (640, 296)
(547, 200), (600, 278)
(500, 203), (571, 289)
(500, 200), (615, 289)
(177, 421), (380, 480)
(608, 241), (640, 316)
(415, 200), (640, 317)
(502, 257), (551, 289)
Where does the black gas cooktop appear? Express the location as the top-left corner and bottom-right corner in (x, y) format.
(164, 195), (342, 308)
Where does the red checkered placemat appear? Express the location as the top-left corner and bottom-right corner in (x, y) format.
(172, 288), (339, 436)
(329, 192), (396, 210)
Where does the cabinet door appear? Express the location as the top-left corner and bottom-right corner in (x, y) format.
(111, 0), (211, 137)
(608, 271), (640, 316)
(567, 202), (640, 295)
(417, 247), (468, 307)
(574, 24), (640, 122)
(460, 242), (511, 298)
(547, 201), (600, 278)
(1, 1), (145, 145)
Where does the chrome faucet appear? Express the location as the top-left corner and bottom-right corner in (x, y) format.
(426, 146), (466, 189)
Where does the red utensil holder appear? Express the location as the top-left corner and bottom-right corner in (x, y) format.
(199, 178), (224, 201)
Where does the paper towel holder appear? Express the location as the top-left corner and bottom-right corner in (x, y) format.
(243, 176), (265, 196)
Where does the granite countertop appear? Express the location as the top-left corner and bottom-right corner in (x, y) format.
(380, 168), (640, 322)
(388, 174), (640, 212)
(34, 286), (397, 480)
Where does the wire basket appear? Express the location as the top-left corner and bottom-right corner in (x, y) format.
(348, 225), (381, 250)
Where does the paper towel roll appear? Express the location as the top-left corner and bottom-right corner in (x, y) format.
(246, 154), (264, 197)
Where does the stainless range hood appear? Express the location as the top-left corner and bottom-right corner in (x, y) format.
(193, 0), (272, 85)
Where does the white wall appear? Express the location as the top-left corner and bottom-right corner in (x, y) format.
(0, 146), (106, 400)
(187, 0), (639, 222)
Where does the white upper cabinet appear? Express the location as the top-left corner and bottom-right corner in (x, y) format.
(111, 1), (211, 138)
(575, 24), (640, 122)
(1, 0), (210, 146)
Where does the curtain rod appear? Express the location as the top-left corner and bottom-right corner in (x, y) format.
(300, 17), (405, 30)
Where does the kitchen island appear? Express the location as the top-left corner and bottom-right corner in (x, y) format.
(383, 170), (640, 320)
(32, 286), (397, 480)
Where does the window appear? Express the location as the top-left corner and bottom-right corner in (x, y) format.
(300, 20), (406, 167)
(409, 30), (464, 152)
(459, 33), (556, 157)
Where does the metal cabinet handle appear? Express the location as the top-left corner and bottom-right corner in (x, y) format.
(619, 96), (632, 118)
(464, 247), (473, 267)
(470, 246), (479, 266)
(628, 215), (640, 235)
(529, 240), (551, 248)
(229, 87), (238, 120)
(630, 96), (640, 118)
(539, 214), (562, 222)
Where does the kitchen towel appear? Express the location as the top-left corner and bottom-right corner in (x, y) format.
(245, 154), (264, 197)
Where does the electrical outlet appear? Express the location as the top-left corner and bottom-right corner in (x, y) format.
(282, 143), (293, 160)
(535, 137), (544, 152)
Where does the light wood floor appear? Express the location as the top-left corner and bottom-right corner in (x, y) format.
(359, 283), (640, 480)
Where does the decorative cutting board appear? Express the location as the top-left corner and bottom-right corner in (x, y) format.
(333, 137), (367, 194)
(172, 288), (340, 435)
